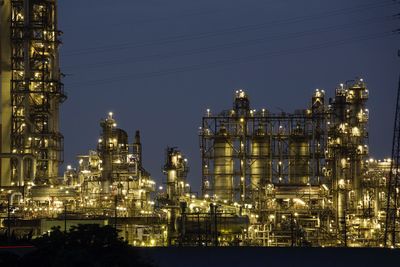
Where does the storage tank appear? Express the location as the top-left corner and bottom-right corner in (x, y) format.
(250, 126), (271, 193)
(214, 126), (234, 202)
(289, 127), (309, 184)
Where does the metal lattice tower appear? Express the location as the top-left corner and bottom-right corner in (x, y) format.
(9, 0), (66, 184)
(384, 52), (400, 248)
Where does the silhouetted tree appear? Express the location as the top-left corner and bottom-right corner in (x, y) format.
(19, 224), (154, 267)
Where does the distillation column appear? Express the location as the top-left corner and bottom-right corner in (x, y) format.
(330, 84), (349, 244)
(214, 126), (234, 202)
(347, 80), (368, 209)
(97, 112), (129, 193)
(133, 130), (142, 172)
(289, 126), (309, 185)
(98, 113), (115, 192)
(250, 126), (271, 202)
(164, 147), (189, 202)
(234, 90), (250, 202)
(329, 79), (369, 245)
(310, 89), (326, 183)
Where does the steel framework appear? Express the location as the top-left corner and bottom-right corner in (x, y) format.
(10, 0), (66, 184)
(384, 54), (400, 247)
(199, 90), (327, 204)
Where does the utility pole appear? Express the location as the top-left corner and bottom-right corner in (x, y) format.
(344, 188), (347, 247)
(384, 50), (400, 248)
(197, 212), (201, 246)
(179, 202), (187, 246)
(213, 204), (218, 247)
(7, 194), (11, 242)
(291, 213), (294, 247)
(64, 204), (67, 232)
(114, 195), (118, 229)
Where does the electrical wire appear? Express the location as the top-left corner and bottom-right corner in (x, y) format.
(62, 0), (396, 56)
(63, 15), (396, 71)
(65, 31), (398, 87)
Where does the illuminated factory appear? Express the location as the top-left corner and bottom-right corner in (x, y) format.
(1, 1), (399, 248)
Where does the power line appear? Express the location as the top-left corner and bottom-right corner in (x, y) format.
(60, 0), (292, 30)
(60, 7), (222, 30)
(66, 31), (398, 87)
(63, 15), (396, 71)
(62, 0), (396, 56)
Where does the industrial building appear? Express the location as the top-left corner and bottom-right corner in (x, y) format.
(1, 0), (399, 248)
(199, 86), (388, 247)
(1, 0), (66, 187)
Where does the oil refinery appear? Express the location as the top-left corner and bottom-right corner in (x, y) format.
(1, 0), (399, 249)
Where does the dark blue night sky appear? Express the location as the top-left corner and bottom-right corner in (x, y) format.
(58, 0), (399, 192)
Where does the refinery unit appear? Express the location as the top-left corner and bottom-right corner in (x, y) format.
(1, 0), (399, 248)
(199, 86), (385, 247)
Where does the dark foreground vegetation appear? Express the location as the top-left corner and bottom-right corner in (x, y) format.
(0, 224), (154, 267)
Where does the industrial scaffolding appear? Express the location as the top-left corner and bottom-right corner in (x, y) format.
(200, 90), (327, 203)
(197, 83), (387, 247)
(9, 0), (66, 185)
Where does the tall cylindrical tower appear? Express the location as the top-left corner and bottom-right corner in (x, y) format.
(250, 126), (271, 193)
(213, 126), (234, 202)
(164, 147), (189, 202)
(289, 126), (309, 185)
